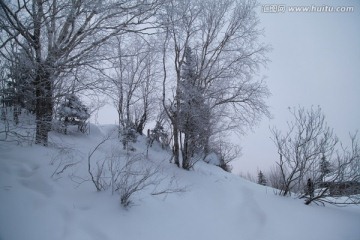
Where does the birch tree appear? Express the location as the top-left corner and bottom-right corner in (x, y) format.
(104, 34), (161, 137)
(160, 0), (270, 168)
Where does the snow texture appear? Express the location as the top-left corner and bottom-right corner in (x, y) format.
(0, 124), (359, 240)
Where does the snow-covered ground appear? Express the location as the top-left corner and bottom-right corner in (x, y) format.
(1, 124), (359, 240)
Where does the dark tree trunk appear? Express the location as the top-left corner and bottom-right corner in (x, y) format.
(172, 125), (180, 167)
(136, 112), (147, 135)
(182, 133), (191, 170)
(33, 0), (53, 146)
(13, 106), (20, 125)
(34, 67), (53, 146)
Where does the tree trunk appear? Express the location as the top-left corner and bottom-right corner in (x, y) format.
(13, 106), (20, 125)
(33, 0), (53, 146)
(182, 133), (190, 170)
(172, 125), (180, 167)
(136, 112), (147, 135)
(35, 67), (53, 146)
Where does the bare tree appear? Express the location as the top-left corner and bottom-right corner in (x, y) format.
(103, 34), (161, 136)
(209, 136), (242, 172)
(304, 133), (360, 205)
(0, 0), (163, 145)
(271, 106), (360, 205)
(271, 107), (338, 196)
(159, 0), (270, 169)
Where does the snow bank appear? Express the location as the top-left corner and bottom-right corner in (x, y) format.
(0, 127), (359, 240)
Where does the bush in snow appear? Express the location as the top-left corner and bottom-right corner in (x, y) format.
(120, 122), (137, 151)
(87, 132), (185, 207)
(57, 94), (90, 134)
(147, 121), (168, 148)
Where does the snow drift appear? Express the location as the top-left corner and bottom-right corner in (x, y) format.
(0, 124), (359, 240)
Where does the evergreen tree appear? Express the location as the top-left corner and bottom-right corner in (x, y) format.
(178, 46), (211, 169)
(319, 154), (331, 182)
(57, 94), (90, 134)
(2, 47), (36, 124)
(257, 170), (267, 186)
(149, 121), (168, 147)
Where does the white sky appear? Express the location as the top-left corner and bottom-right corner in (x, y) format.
(232, 0), (360, 175)
(93, 0), (360, 176)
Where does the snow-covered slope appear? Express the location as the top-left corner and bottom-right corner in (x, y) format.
(1, 125), (359, 240)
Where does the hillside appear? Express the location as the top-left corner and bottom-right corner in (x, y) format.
(0, 124), (359, 240)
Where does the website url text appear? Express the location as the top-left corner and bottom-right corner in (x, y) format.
(262, 5), (355, 13)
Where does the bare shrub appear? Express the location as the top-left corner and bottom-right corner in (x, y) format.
(50, 145), (81, 179)
(87, 133), (186, 207)
(0, 108), (35, 145)
(115, 154), (160, 207)
(87, 132), (114, 192)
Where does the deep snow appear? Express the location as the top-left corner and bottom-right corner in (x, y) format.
(0, 124), (359, 240)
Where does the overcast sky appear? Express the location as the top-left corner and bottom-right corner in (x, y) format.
(93, 0), (360, 176)
(232, 0), (360, 175)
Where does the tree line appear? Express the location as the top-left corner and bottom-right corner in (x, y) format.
(1, 0), (358, 206)
(1, 0), (270, 171)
